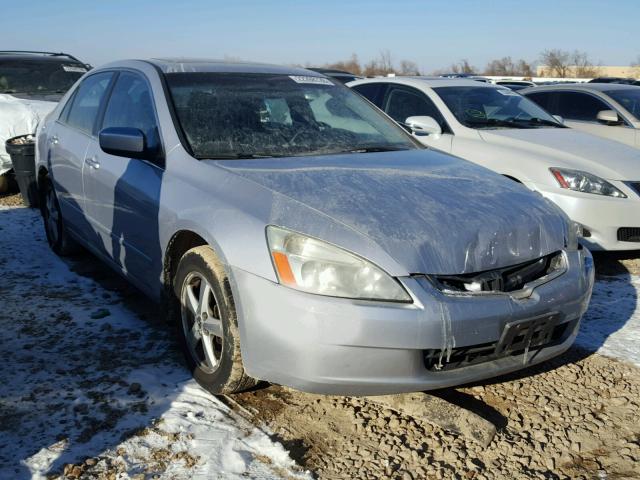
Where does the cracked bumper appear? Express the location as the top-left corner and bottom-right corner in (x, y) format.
(231, 249), (594, 395)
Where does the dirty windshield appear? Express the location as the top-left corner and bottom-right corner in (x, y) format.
(0, 59), (87, 95)
(434, 86), (564, 129)
(165, 72), (418, 158)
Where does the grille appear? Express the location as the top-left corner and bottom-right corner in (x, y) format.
(427, 251), (563, 294)
(618, 227), (640, 242)
(423, 318), (575, 371)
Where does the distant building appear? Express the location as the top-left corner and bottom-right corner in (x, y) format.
(537, 65), (639, 78)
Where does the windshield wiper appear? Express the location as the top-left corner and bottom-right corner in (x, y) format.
(511, 117), (564, 128)
(196, 153), (275, 160)
(345, 146), (409, 153)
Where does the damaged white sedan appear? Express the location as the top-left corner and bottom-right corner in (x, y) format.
(36, 60), (594, 395)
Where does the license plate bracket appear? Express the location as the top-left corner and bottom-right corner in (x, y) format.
(495, 313), (560, 357)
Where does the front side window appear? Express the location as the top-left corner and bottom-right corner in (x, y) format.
(352, 83), (387, 108)
(65, 72), (114, 134)
(384, 87), (448, 131)
(605, 89), (640, 121)
(165, 73), (418, 159)
(0, 59), (87, 95)
(555, 92), (610, 122)
(434, 86), (563, 129)
(524, 91), (556, 112)
(101, 72), (159, 149)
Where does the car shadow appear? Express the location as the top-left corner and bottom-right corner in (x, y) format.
(0, 167), (184, 478)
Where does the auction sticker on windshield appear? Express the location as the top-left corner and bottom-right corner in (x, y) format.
(62, 65), (88, 73)
(289, 75), (333, 85)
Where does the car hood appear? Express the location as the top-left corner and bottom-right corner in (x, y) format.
(478, 128), (640, 180)
(214, 149), (567, 275)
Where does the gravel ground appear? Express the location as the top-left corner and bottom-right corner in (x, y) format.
(1, 195), (639, 480)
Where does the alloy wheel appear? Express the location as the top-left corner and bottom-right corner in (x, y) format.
(45, 187), (60, 245)
(180, 272), (224, 373)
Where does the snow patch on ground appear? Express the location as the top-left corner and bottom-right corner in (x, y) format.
(578, 274), (640, 367)
(0, 206), (308, 479)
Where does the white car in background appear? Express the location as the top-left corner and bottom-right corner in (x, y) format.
(522, 83), (640, 148)
(348, 77), (640, 251)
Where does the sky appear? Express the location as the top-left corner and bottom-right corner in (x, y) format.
(1, 0), (638, 72)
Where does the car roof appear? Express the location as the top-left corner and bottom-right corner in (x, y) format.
(143, 58), (324, 76)
(348, 76), (499, 89)
(0, 51), (85, 64)
(522, 83), (640, 94)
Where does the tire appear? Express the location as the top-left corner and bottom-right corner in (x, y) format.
(0, 174), (10, 194)
(173, 245), (257, 394)
(40, 178), (79, 256)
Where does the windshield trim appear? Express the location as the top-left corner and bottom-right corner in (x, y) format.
(157, 69), (424, 161)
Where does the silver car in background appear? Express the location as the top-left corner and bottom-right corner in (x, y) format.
(35, 59), (594, 395)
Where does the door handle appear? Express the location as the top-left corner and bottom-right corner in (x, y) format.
(85, 157), (100, 169)
(49, 135), (59, 145)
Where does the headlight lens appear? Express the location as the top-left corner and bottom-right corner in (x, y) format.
(550, 168), (626, 198)
(266, 226), (412, 302)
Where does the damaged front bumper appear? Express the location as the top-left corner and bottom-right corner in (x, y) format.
(232, 249), (594, 395)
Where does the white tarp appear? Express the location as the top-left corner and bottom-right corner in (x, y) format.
(0, 94), (57, 175)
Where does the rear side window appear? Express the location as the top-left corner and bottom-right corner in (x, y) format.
(555, 92), (610, 122)
(384, 86), (449, 132)
(101, 72), (160, 150)
(352, 83), (387, 108)
(65, 72), (114, 134)
(525, 91), (556, 112)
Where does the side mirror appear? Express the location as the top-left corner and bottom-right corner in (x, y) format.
(597, 110), (621, 125)
(552, 115), (564, 125)
(404, 116), (442, 137)
(99, 127), (159, 160)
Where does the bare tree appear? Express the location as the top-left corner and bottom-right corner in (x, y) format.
(448, 59), (477, 75)
(484, 56), (533, 76)
(325, 54), (363, 75)
(539, 49), (571, 77)
(399, 60), (421, 76)
(571, 50), (600, 78)
(539, 49), (599, 78)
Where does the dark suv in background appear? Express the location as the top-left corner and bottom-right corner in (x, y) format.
(0, 51), (91, 191)
(0, 51), (91, 101)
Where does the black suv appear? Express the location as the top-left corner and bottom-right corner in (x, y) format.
(0, 51), (91, 101)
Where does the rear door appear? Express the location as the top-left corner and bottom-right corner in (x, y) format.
(554, 91), (637, 147)
(50, 71), (114, 239)
(381, 85), (453, 152)
(83, 70), (164, 293)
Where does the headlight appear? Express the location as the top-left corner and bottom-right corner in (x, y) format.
(550, 168), (626, 198)
(266, 226), (412, 302)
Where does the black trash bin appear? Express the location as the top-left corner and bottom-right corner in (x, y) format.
(5, 134), (38, 208)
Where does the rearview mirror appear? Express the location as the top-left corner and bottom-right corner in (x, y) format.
(404, 116), (442, 137)
(552, 115), (564, 125)
(99, 127), (159, 160)
(597, 110), (621, 125)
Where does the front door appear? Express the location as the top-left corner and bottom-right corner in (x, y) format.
(83, 71), (164, 294)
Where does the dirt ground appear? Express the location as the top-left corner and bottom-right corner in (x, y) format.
(1, 193), (639, 480)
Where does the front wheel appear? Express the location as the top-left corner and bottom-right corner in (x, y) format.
(41, 178), (78, 256)
(173, 246), (257, 394)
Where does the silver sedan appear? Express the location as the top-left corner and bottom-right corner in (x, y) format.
(35, 59), (594, 395)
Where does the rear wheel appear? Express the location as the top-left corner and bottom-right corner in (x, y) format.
(41, 178), (78, 256)
(173, 246), (257, 394)
(0, 174), (10, 194)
